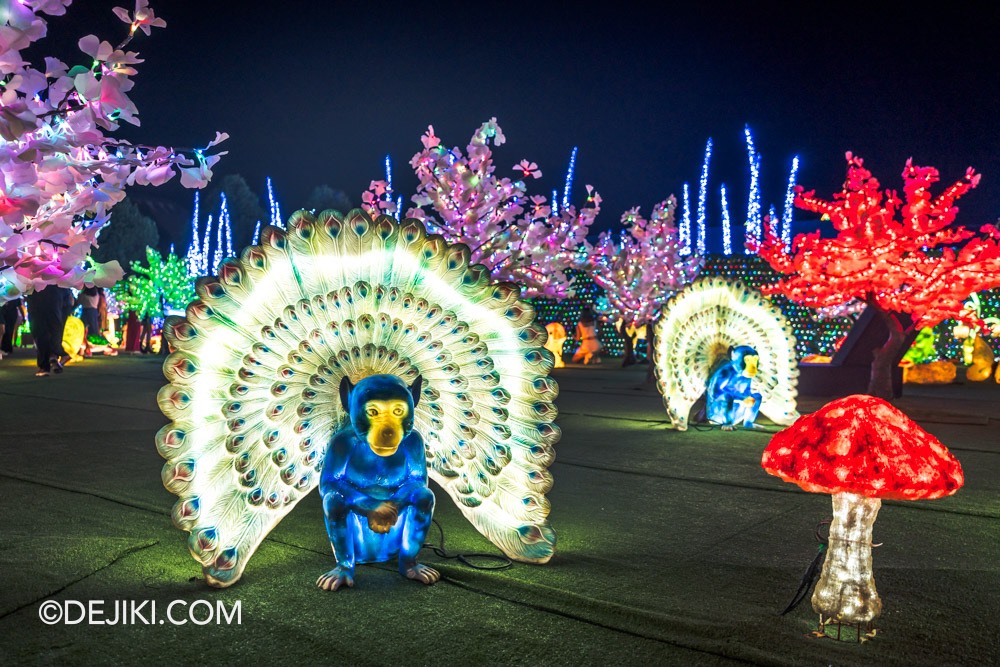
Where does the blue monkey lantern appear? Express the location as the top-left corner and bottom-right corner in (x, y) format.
(652, 277), (800, 431)
(706, 345), (763, 430)
(157, 210), (559, 588)
(317, 374), (439, 590)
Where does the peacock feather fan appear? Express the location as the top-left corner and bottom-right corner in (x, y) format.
(652, 276), (799, 431)
(156, 209), (559, 587)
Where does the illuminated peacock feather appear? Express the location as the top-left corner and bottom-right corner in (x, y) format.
(653, 276), (799, 431)
(156, 209), (559, 586)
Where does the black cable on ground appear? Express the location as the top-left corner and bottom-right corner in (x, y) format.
(688, 420), (782, 433)
(779, 519), (830, 615)
(422, 519), (513, 571)
(688, 421), (718, 432)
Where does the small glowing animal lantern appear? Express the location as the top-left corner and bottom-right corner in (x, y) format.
(634, 322), (648, 348)
(653, 277), (799, 430)
(901, 359), (956, 385)
(762, 395), (964, 638)
(544, 322), (567, 368)
(318, 374), (438, 590)
(157, 210), (559, 587)
(61, 315), (85, 363)
(706, 345), (762, 430)
(966, 336), (995, 382)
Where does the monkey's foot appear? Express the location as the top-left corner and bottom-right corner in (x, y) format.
(721, 424), (737, 431)
(403, 563), (440, 585)
(317, 566), (354, 591)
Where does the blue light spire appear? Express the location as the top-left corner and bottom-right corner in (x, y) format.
(185, 191), (201, 275)
(680, 183), (692, 255)
(198, 213), (215, 276)
(696, 138), (712, 255)
(200, 214), (214, 276)
(744, 125), (762, 254)
(781, 156), (800, 252)
(562, 146), (578, 210)
(212, 194), (232, 275)
(223, 197), (234, 258)
(384, 154), (402, 219)
(720, 184), (732, 256)
(213, 208), (224, 275)
(266, 177), (283, 229)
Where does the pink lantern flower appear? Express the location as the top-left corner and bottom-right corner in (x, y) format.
(112, 1), (166, 36)
(419, 125), (440, 149)
(515, 160), (542, 179)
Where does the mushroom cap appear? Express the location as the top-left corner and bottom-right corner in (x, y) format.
(761, 394), (964, 500)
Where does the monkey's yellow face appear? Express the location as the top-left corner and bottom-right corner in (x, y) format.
(743, 355), (759, 378)
(364, 399), (410, 456)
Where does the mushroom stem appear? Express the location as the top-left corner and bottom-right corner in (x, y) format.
(812, 491), (882, 624)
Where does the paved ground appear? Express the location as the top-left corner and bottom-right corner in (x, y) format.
(0, 352), (998, 666)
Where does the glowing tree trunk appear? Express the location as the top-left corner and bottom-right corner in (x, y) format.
(618, 320), (636, 366)
(868, 300), (909, 400)
(812, 492), (882, 626)
(645, 321), (655, 384)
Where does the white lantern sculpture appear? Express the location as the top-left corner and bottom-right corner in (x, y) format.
(157, 210), (559, 587)
(652, 276), (799, 430)
(762, 395), (964, 639)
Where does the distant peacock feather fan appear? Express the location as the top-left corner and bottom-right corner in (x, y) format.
(652, 276), (799, 431)
(156, 209), (559, 587)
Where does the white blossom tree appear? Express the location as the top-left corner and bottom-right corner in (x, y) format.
(0, 0), (226, 303)
(586, 198), (702, 366)
(364, 119), (599, 299)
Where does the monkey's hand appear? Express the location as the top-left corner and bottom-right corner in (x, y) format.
(366, 502), (399, 533)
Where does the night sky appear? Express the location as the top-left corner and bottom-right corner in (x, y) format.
(48, 1), (1000, 244)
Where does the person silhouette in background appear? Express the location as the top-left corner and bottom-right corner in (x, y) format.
(25, 285), (73, 376)
(572, 308), (602, 365)
(77, 285), (101, 358)
(139, 312), (153, 354)
(0, 297), (26, 358)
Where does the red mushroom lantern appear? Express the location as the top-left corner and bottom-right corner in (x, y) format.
(761, 395), (964, 637)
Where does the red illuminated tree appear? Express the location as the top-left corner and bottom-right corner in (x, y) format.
(754, 153), (1000, 399)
